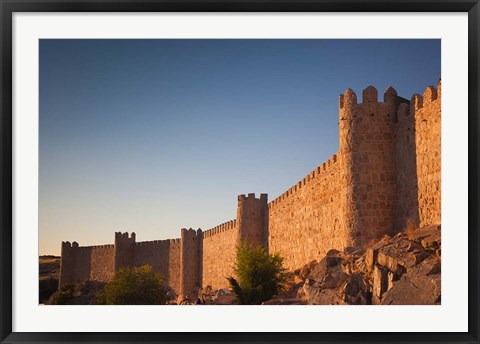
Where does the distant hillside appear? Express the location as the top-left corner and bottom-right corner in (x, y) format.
(39, 255), (60, 280)
(39, 255), (60, 303)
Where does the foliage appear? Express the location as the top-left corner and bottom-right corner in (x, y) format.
(51, 284), (75, 305)
(100, 265), (167, 305)
(39, 278), (58, 304)
(93, 288), (107, 305)
(227, 241), (288, 305)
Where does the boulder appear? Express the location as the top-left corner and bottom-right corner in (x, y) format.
(372, 264), (388, 299)
(212, 289), (237, 305)
(380, 255), (441, 305)
(341, 273), (370, 305)
(326, 249), (341, 257)
(365, 235), (392, 271)
(294, 260), (317, 280)
(307, 287), (346, 305)
(286, 223), (441, 305)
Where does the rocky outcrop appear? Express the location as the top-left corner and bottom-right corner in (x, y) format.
(170, 224), (440, 306)
(196, 286), (238, 305)
(290, 224), (441, 305)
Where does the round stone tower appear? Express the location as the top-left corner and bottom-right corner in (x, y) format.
(338, 86), (398, 247)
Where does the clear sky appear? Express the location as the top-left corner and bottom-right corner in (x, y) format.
(39, 39), (440, 255)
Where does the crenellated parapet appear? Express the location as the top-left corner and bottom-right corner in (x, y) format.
(135, 239), (174, 247)
(268, 153), (340, 211)
(203, 219), (237, 239)
(394, 81), (441, 148)
(90, 244), (114, 249)
(339, 85), (402, 121)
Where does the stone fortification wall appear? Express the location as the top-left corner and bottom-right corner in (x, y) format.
(71, 246), (91, 282)
(268, 84), (440, 271)
(90, 245), (115, 282)
(394, 81), (441, 230)
(166, 238), (182, 293)
(201, 220), (237, 290)
(394, 101), (419, 231)
(59, 82), (441, 298)
(133, 238), (181, 292)
(268, 154), (345, 270)
(59, 233), (184, 294)
(59, 242), (114, 286)
(412, 83), (441, 227)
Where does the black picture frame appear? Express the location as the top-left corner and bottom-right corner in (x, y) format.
(1, 1), (479, 343)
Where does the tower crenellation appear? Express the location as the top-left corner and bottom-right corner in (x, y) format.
(362, 85), (378, 103)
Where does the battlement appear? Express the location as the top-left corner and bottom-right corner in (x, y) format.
(394, 82), (441, 129)
(339, 83), (440, 126)
(91, 244), (114, 249)
(135, 239), (173, 247)
(237, 193), (268, 202)
(268, 152), (340, 210)
(181, 227), (201, 238)
(203, 219), (237, 238)
(410, 82), (441, 111)
(115, 231), (136, 240)
(61, 241), (81, 249)
(339, 85), (399, 110)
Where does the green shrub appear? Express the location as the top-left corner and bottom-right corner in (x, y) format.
(102, 265), (167, 305)
(92, 288), (107, 305)
(52, 284), (75, 305)
(227, 241), (288, 305)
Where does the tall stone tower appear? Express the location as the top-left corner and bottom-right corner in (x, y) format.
(180, 228), (202, 298)
(236, 193), (268, 248)
(338, 86), (404, 247)
(114, 232), (135, 270)
(58, 241), (76, 286)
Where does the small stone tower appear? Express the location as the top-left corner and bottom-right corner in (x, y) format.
(236, 193), (268, 248)
(339, 86), (405, 246)
(180, 228), (202, 298)
(114, 232), (135, 270)
(59, 241), (76, 286)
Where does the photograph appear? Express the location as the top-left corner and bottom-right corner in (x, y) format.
(38, 38), (441, 306)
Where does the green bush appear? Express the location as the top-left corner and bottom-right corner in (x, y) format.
(227, 241), (288, 305)
(52, 284), (75, 305)
(100, 265), (167, 305)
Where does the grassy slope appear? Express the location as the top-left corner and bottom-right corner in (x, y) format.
(39, 255), (60, 281)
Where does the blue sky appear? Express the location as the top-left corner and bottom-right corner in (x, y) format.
(39, 39), (440, 255)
